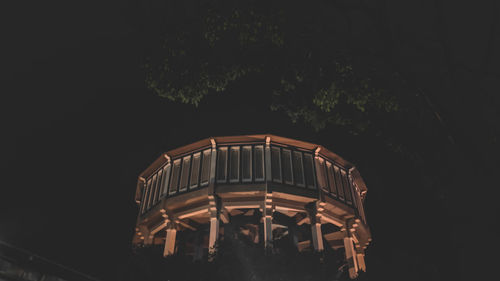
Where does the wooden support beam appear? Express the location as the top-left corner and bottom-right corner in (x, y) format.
(321, 215), (343, 227)
(308, 201), (324, 252)
(263, 192), (274, 250)
(150, 220), (168, 235)
(164, 226), (177, 257)
(323, 231), (344, 241)
(223, 201), (262, 210)
(220, 209), (230, 224)
(263, 216), (273, 248)
(208, 216), (219, 260)
(311, 222), (324, 252)
(176, 219), (197, 231)
(297, 240), (311, 252)
(350, 230), (360, 244)
(343, 229), (359, 279)
(319, 208), (345, 227)
(176, 204), (210, 219)
(355, 246), (366, 272)
(275, 205), (303, 214)
(208, 196), (220, 261)
(228, 209), (244, 216)
(296, 213), (309, 225)
(272, 197), (308, 212)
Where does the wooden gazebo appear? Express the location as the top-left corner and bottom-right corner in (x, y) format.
(132, 135), (371, 279)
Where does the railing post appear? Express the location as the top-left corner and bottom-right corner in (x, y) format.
(209, 138), (217, 192)
(265, 136), (272, 182)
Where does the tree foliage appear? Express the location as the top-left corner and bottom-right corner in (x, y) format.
(144, 0), (400, 135)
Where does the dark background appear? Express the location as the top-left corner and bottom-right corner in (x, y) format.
(2, 1), (499, 281)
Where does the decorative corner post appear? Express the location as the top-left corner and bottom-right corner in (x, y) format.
(209, 138), (217, 193)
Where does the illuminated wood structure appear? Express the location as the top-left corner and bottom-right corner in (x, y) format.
(132, 135), (371, 279)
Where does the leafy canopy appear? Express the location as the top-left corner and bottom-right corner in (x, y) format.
(144, 0), (400, 135)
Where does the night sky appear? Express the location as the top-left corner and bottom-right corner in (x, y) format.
(3, 1), (499, 281)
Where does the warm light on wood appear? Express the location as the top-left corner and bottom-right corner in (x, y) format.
(132, 135), (371, 279)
